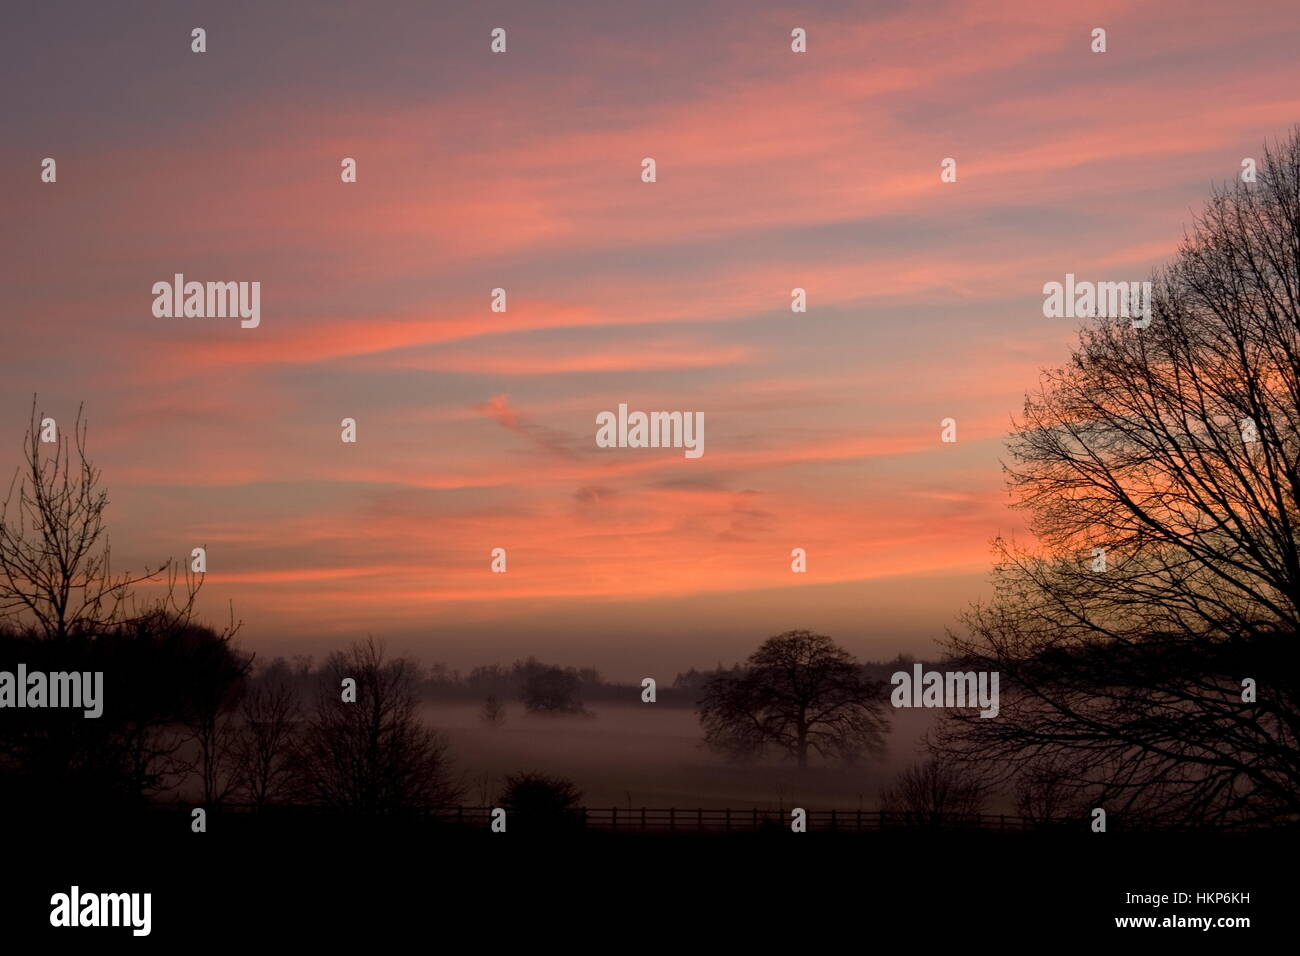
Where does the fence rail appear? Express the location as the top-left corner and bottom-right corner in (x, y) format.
(203, 804), (1059, 832)
(439, 807), (1048, 831)
(145, 802), (1282, 833)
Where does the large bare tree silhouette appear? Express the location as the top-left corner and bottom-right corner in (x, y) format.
(0, 401), (248, 811)
(934, 130), (1300, 828)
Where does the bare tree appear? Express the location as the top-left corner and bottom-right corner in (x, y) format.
(236, 673), (303, 809)
(933, 128), (1300, 828)
(0, 402), (246, 810)
(471, 771), (496, 808)
(299, 637), (463, 814)
(480, 694), (505, 727)
(185, 625), (252, 806)
(0, 400), (207, 640)
(1013, 759), (1085, 827)
(881, 759), (988, 827)
(698, 630), (889, 769)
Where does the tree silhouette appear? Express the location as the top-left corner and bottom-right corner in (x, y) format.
(0, 403), (247, 815)
(0, 399), (208, 640)
(516, 658), (585, 714)
(934, 129), (1300, 827)
(1012, 758), (1081, 827)
(698, 630), (889, 769)
(235, 666), (303, 809)
(881, 759), (987, 828)
(298, 637), (463, 815)
(498, 772), (583, 832)
(480, 694), (505, 727)
(0, 615), (248, 812)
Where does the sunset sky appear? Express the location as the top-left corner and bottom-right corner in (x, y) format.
(4, 0), (1300, 677)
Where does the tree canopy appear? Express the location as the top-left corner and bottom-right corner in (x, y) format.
(698, 630), (889, 769)
(935, 129), (1300, 828)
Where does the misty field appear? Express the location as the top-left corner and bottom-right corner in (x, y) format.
(422, 700), (948, 810)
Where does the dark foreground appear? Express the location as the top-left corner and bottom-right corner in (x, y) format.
(2, 807), (1286, 944)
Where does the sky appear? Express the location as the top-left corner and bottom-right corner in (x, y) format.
(2, 0), (1299, 678)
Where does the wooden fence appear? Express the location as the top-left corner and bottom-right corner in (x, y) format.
(416, 806), (1053, 832)
(150, 802), (1278, 832)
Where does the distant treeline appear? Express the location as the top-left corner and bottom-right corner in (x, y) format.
(246, 652), (940, 709)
